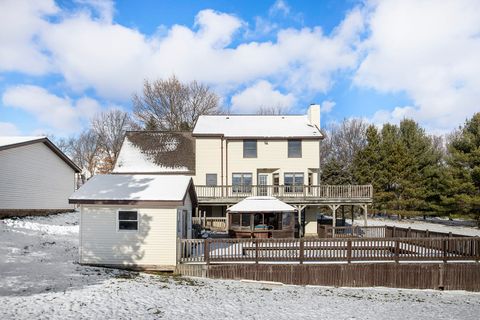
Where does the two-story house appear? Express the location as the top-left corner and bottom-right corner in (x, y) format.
(112, 104), (372, 237)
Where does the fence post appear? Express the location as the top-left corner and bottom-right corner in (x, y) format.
(204, 239), (210, 265)
(407, 227), (411, 238)
(394, 239), (400, 263)
(299, 239), (304, 264)
(255, 239), (259, 264)
(393, 226), (396, 238)
(425, 229), (430, 238)
(476, 237), (480, 263)
(443, 238), (448, 263)
(347, 239), (352, 263)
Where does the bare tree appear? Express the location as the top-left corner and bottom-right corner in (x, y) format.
(69, 129), (101, 181)
(133, 76), (221, 131)
(255, 105), (290, 115)
(91, 109), (135, 172)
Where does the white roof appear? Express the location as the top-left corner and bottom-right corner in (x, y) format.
(0, 136), (46, 148)
(113, 137), (189, 173)
(227, 196), (297, 213)
(193, 115), (322, 138)
(70, 174), (193, 202)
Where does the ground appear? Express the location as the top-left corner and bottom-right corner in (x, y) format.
(1, 212), (480, 319)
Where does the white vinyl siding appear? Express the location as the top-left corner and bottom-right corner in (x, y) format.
(79, 194), (192, 268)
(0, 142), (75, 210)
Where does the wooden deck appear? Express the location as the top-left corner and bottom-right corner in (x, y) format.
(195, 184), (373, 204)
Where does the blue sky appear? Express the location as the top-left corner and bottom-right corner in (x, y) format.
(0, 0), (479, 137)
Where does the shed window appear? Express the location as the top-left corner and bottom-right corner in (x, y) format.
(206, 174), (217, 186)
(118, 211), (138, 231)
(243, 140), (257, 158)
(288, 140), (302, 158)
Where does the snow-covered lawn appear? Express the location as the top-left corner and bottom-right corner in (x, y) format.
(1, 212), (480, 320)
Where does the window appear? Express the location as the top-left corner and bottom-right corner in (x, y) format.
(118, 211), (138, 231)
(232, 173), (252, 193)
(206, 174), (217, 186)
(288, 140), (302, 158)
(273, 173), (279, 194)
(243, 140), (257, 158)
(284, 173), (304, 193)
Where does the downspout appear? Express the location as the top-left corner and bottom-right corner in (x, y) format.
(221, 136), (224, 197)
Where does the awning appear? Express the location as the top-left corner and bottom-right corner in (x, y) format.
(227, 196), (296, 213)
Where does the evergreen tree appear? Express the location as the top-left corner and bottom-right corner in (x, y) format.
(443, 113), (480, 226)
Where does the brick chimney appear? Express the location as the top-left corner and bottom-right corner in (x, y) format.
(307, 103), (320, 128)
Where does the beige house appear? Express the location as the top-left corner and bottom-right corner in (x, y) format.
(113, 104), (372, 237)
(69, 174), (196, 270)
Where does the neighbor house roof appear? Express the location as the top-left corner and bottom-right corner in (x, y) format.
(193, 115), (323, 138)
(69, 174), (197, 206)
(227, 196), (297, 213)
(113, 131), (195, 174)
(0, 136), (81, 172)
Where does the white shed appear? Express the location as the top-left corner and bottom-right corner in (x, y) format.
(69, 174), (197, 270)
(0, 136), (81, 217)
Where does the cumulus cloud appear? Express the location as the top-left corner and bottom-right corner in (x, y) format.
(2, 85), (101, 135)
(0, 122), (20, 136)
(320, 100), (335, 113)
(0, 0), (58, 75)
(230, 80), (296, 113)
(269, 0), (291, 17)
(355, 0), (480, 132)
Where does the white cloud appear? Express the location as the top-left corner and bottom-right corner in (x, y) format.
(355, 0), (480, 132)
(320, 100), (335, 113)
(0, 0), (58, 75)
(269, 0), (291, 17)
(230, 80), (296, 113)
(0, 122), (20, 136)
(2, 85), (101, 135)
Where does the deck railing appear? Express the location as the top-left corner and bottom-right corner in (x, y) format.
(317, 225), (469, 239)
(179, 237), (480, 264)
(192, 217), (227, 231)
(195, 184), (373, 201)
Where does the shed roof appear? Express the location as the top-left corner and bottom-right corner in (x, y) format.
(227, 196), (297, 213)
(0, 136), (81, 172)
(69, 174), (197, 206)
(193, 115), (323, 138)
(113, 131), (195, 174)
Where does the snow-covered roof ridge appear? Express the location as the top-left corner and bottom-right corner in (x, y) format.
(227, 196), (297, 213)
(193, 115), (323, 138)
(69, 174), (196, 204)
(0, 136), (46, 148)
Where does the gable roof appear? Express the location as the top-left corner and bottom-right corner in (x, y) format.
(69, 174), (197, 206)
(193, 115), (323, 139)
(0, 136), (81, 173)
(113, 131), (195, 174)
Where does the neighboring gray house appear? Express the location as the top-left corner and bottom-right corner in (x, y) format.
(0, 136), (81, 217)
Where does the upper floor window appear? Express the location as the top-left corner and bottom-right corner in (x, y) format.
(243, 140), (257, 158)
(288, 140), (302, 158)
(206, 174), (217, 186)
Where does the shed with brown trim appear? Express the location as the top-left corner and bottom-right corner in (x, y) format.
(69, 174), (197, 270)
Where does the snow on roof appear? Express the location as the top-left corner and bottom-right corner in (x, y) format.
(227, 196), (297, 213)
(70, 174), (193, 203)
(0, 136), (46, 148)
(193, 115), (322, 138)
(113, 131), (194, 174)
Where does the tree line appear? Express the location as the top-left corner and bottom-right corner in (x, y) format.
(321, 114), (480, 224)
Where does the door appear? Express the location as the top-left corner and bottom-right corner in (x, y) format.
(258, 174), (268, 196)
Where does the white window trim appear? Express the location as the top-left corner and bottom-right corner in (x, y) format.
(116, 209), (140, 233)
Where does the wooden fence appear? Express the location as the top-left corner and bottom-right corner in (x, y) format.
(180, 237), (480, 264)
(317, 225), (469, 239)
(192, 217), (227, 231)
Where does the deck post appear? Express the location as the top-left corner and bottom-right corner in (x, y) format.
(363, 204), (368, 226)
(443, 238), (448, 263)
(476, 237), (479, 263)
(204, 239), (210, 265)
(394, 239), (400, 263)
(255, 239), (259, 264)
(347, 239), (352, 263)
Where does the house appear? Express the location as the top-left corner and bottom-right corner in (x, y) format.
(69, 174), (196, 270)
(113, 104), (373, 237)
(0, 136), (81, 217)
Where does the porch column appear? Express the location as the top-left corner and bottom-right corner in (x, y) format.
(329, 204), (340, 237)
(362, 204), (368, 226)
